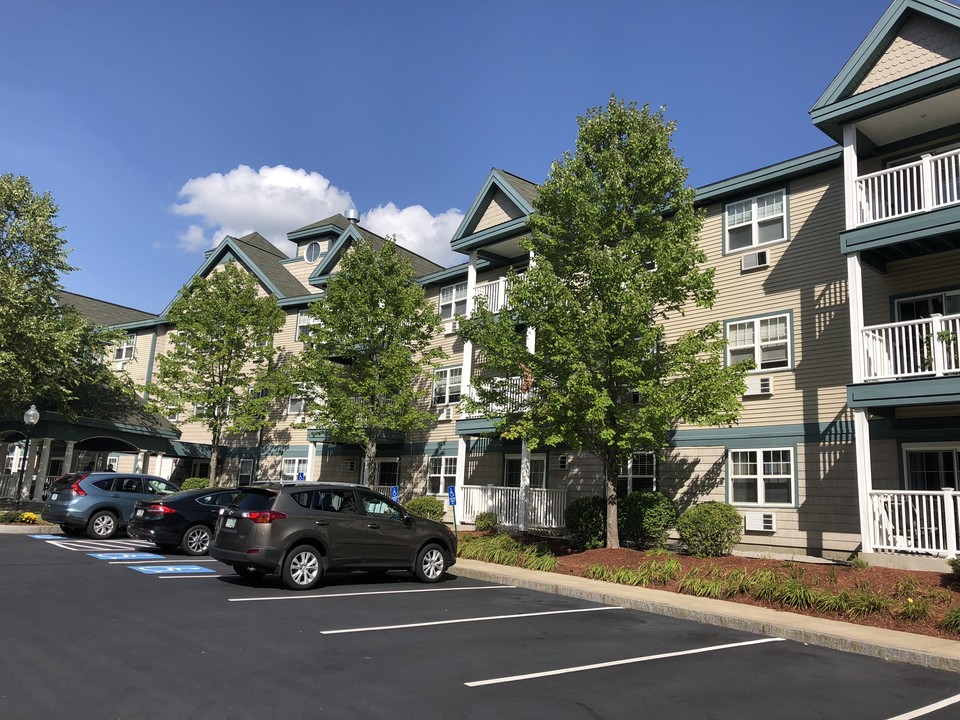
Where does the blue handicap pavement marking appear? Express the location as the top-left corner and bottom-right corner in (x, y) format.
(29, 534), (63, 540)
(130, 565), (215, 574)
(89, 552), (164, 561)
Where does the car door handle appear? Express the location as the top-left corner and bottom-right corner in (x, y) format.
(366, 523), (380, 529)
(315, 521), (329, 526)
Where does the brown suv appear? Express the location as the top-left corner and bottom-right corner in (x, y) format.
(210, 482), (457, 590)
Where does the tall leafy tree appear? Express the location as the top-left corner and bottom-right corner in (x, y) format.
(0, 173), (135, 418)
(146, 261), (288, 485)
(459, 97), (747, 548)
(294, 237), (444, 485)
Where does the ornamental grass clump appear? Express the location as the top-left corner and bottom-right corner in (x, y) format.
(938, 606), (960, 634)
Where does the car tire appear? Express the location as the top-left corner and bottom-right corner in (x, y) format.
(59, 525), (85, 537)
(282, 545), (323, 591)
(180, 525), (212, 556)
(234, 564), (266, 581)
(87, 511), (118, 539)
(414, 543), (447, 583)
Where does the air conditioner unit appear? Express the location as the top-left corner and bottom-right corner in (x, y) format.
(444, 320), (459, 335)
(554, 455), (570, 470)
(340, 460), (357, 472)
(294, 415), (305, 425)
(743, 375), (774, 397)
(741, 250), (769, 272)
(437, 406), (454, 421)
(744, 511), (776, 532)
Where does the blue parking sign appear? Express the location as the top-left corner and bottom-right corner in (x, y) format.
(297, 472), (305, 481)
(447, 486), (456, 506)
(391, 485), (399, 501)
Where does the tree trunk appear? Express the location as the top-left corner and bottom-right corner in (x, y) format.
(361, 439), (377, 486)
(210, 445), (220, 487)
(605, 460), (620, 549)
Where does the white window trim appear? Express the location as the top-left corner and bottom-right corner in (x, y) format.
(728, 447), (794, 507)
(504, 454), (546, 488)
(281, 457), (309, 482)
(304, 241), (324, 264)
(439, 281), (468, 321)
(617, 452), (657, 494)
(428, 456), (457, 496)
(287, 397), (306, 416)
(238, 458), (254, 484)
(725, 189), (787, 253)
(433, 367), (462, 406)
(900, 442), (960, 490)
(725, 313), (792, 373)
(894, 289), (960, 320)
(297, 309), (321, 342)
(114, 334), (136, 362)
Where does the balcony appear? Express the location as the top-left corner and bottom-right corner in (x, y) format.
(473, 277), (510, 315)
(860, 313), (960, 382)
(855, 148), (960, 228)
(459, 377), (527, 420)
(868, 489), (960, 557)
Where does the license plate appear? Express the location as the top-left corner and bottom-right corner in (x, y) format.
(51, 493), (58, 500)
(135, 508), (144, 517)
(225, 517), (237, 528)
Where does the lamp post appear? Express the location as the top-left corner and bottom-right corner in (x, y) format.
(15, 404), (40, 511)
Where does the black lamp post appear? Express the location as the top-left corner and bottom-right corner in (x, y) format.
(15, 404), (40, 511)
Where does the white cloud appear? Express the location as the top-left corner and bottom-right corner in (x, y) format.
(170, 165), (354, 252)
(361, 203), (464, 266)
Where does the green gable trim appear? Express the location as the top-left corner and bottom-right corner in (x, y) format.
(695, 147), (841, 205)
(848, 376), (960, 407)
(451, 217), (528, 253)
(450, 169), (537, 247)
(416, 263), (469, 287)
(668, 420), (854, 447)
(839, 204), (960, 253)
(114, 317), (168, 331)
(309, 224), (364, 281)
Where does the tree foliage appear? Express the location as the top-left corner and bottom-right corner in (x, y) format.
(293, 237), (444, 484)
(0, 173), (137, 418)
(459, 97), (747, 548)
(146, 261), (288, 485)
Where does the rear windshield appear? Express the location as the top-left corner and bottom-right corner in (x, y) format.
(230, 490), (276, 511)
(50, 474), (83, 492)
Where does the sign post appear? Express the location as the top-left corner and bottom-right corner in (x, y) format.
(447, 485), (457, 535)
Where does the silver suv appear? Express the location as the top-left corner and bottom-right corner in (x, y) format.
(210, 482), (457, 590)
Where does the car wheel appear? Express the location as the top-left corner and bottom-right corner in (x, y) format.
(234, 564), (266, 581)
(87, 511), (118, 539)
(414, 543), (447, 583)
(59, 525), (85, 537)
(282, 545), (323, 591)
(180, 525), (212, 556)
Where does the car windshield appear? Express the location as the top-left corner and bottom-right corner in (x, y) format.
(230, 490), (276, 511)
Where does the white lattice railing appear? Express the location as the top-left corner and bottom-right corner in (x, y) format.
(860, 313), (960, 381)
(459, 376), (528, 420)
(855, 147), (960, 226)
(869, 489), (960, 556)
(458, 485), (566, 530)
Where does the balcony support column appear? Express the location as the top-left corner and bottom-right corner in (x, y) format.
(455, 252), (478, 493)
(853, 409), (874, 554)
(843, 123), (859, 228)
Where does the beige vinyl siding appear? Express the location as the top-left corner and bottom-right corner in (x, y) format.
(474, 189), (524, 233)
(284, 257), (326, 293)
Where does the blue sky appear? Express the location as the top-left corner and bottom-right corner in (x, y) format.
(2, 0), (892, 313)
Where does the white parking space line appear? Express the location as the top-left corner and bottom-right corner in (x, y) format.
(886, 692), (960, 720)
(321, 606), (622, 635)
(108, 558), (218, 564)
(464, 637), (785, 687)
(229, 584), (516, 603)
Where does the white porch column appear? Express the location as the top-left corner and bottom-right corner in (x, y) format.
(62, 440), (76, 475)
(32, 438), (53, 499)
(0, 442), (9, 474)
(455, 252), (479, 492)
(853, 409), (874, 553)
(306, 441), (317, 481)
(154, 452), (166, 479)
(134, 450), (146, 473)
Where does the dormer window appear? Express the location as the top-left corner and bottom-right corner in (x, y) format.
(305, 241), (323, 264)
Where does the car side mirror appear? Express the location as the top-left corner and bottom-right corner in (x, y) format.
(403, 514), (414, 527)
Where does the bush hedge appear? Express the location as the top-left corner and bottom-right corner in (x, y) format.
(618, 491), (678, 550)
(180, 477), (210, 491)
(405, 495), (445, 522)
(566, 495), (607, 550)
(474, 512), (498, 532)
(676, 501), (742, 557)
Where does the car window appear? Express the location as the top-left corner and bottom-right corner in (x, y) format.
(210, 492), (237, 506)
(231, 490), (277, 511)
(117, 477), (145, 493)
(359, 490), (403, 521)
(314, 489), (358, 514)
(146, 479), (178, 495)
(93, 479), (114, 491)
(51, 475), (81, 492)
(290, 491), (313, 509)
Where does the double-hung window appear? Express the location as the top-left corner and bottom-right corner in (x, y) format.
(297, 309), (321, 342)
(433, 367), (462, 405)
(282, 457), (308, 483)
(288, 397), (306, 416)
(726, 313), (791, 371)
(730, 448), (793, 505)
(616, 452), (657, 497)
(428, 456), (457, 495)
(726, 190), (786, 252)
(114, 334), (136, 362)
(439, 282), (467, 321)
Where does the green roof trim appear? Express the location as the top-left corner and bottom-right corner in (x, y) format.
(848, 375), (960, 407)
(450, 169), (537, 249)
(451, 217), (529, 253)
(416, 263), (469, 287)
(694, 147), (842, 204)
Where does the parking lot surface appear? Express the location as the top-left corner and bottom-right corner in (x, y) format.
(2, 533), (959, 720)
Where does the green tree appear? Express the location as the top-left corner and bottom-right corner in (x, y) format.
(0, 174), (136, 418)
(459, 97), (747, 548)
(146, 261), (288, 485)
(294, 237), (444, 485)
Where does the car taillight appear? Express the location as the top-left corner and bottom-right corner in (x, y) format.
(146, 504), (176, 515)
(243, 511), (287, 524)
(70, 481), (87, 497)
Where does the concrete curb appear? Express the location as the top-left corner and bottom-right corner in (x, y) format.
(0, 524), (58, 534)
(452, 558), (960, 674)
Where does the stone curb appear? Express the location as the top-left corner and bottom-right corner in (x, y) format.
(0, 524), (58, 534)
(452, 558), (960, 674)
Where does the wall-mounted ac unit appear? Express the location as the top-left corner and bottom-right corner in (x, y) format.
(340, 460), (357, 472)
(553, 454), (570, 469)
(437, 406), (454, 421)
(744, 511), (776, 532)
(741, 250), (769, 272)
(444, 320), (459, 335)
(743, 375), (774, 397)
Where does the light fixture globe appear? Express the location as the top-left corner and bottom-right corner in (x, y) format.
(24, 404), (39, 426)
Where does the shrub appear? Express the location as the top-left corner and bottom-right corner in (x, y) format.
(675, 502), (742, 557)
(474, 512), (498, 533)
(566, 495), (606, 550)
(617, 491), (678, 549)
(848, 555), (869, 570)
(17, 512), (39, 524)
(0, 511), (18, 523)
(938, 606), (960, 634)
(180, 477), (210, 491)
(947, 556), (960, 578)
(405, 495), (445, 522)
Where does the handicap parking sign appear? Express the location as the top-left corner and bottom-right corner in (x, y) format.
(297, 472), (305, 481)
(448, 486), (456, 506)
(391, 485), (399, 501)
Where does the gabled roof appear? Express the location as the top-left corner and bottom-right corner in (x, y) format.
(450, 168), (538, 253)
(287, 214), (351, 242)
(59, 291), (159, 326)
(811, 0), (960, 141)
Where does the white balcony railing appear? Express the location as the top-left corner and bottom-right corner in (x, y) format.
(459, 376), (528, 420)
(473, 278), (510, 315)
(855, 148), (960, 226)
(869, 489), (960, 556)
(458, 485), (567, 529)
(860, 313), (960, 381)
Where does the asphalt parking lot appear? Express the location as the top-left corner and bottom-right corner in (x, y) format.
(2, 533), (959, 720)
